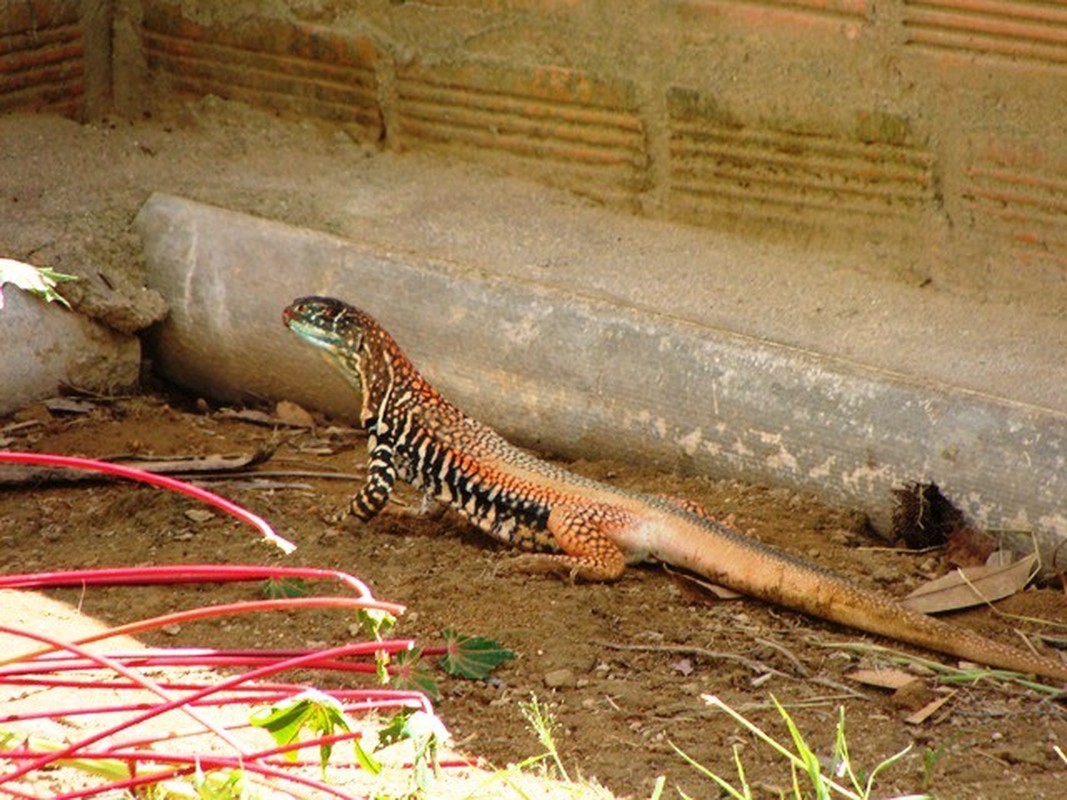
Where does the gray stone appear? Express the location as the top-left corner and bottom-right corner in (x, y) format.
(0, 289), (140, 416)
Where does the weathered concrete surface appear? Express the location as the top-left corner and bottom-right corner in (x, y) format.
(0, 289), (140, 415)
(137, 193), (1067, 568)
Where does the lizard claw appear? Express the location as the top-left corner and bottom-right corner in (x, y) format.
(503, 553), (609, 583)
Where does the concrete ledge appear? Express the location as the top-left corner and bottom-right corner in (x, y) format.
(136, 193), (1067, 567)
(0, 289), (140, 416)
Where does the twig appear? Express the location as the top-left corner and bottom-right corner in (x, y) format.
(592, 640), (794, 680)
(752, 637), (810, 677)
(189, 469), (365, 481)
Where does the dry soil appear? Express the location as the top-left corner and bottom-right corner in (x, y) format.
(1, 397), (1066, 798)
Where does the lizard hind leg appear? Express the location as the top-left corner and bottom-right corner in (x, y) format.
(508, 503), (630, 582)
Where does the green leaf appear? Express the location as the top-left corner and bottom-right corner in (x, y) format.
(353, 737), (383, 775)
(378, 709), (415, 748)
(260, 576), (309, 598)
(249, 703), (309, 760)
(356, 607), (397, 641)
(189, 768), (254, 800)
(0, 259), (77, 309)
(389, 648), (441, 702)
(438, 628), (515, 680)
(250, 689), (352, 771)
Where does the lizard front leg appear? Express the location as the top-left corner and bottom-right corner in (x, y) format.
(509, 503), (631, 581)
(335, 439), (397, 523)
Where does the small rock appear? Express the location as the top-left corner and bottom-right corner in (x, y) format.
(869, 563), (900, 583)
(162, 624), (182, 636)
(543, 668), (578, 689)
(918, 556), (940, 574)
(890, 679), (933, 711)
(275, 400), (315, 428)
(184, 509), (215, 523)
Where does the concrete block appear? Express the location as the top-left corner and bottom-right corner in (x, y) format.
(136, 193), (1067, 569)
(0, 289), (141, 416)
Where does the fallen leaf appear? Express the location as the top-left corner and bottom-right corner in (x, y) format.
(900, 553), (1038, 614)
(664, 564), (744, 601)
(671, 658), (695, 676)
(904, 690), (956, 725)
(114, 450), (273, 473)
(845, 668), (921, 691)
(44, 397), (98, 415)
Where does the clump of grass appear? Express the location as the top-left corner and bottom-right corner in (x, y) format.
(455, 694), (618, 800)
(675, 695), (933, 800)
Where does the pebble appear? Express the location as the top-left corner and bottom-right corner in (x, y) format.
(869, 563), (900, 583)
(918, 556), (940, 574)
(275, 400), (315, 427)
(543, 668), (578, 689)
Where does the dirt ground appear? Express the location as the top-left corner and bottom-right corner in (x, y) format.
(2, 396), (1066, 799)
(2, 98), (1067, 797)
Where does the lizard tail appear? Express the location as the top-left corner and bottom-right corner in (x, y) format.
(656, 517), (1067, 683)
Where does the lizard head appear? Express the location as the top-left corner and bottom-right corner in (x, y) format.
(283, 295), (372, 354)
(284, 295), (410, 424)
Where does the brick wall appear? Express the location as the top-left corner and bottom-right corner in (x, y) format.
(0, 0), (88, 118)
(8, 0), (1062, 292)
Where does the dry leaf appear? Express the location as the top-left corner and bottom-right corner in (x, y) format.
(664, 564), (744, 601)
(905, 690), (956, 725)
(115, 450), (272, 472)
(845, 667), (921, 690)
(671, 658), (695, 676)
(901, 553), (1038, 614)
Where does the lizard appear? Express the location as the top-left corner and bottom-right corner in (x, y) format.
(283, 295), (1067, 683)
